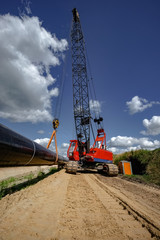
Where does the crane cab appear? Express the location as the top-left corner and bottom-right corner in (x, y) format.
(67, 140), (87, 161)
(67, 140), (79, 161)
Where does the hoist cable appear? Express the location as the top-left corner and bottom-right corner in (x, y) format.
(85, 47), (101, 120)
(53, 20), (72, 121)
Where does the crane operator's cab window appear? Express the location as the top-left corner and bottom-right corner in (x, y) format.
(94, 141), (102, 148)
(94, 140), (105, 149)
(69, 142), (76, 156)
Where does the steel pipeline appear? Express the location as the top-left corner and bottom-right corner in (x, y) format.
(0, 124), (68, 166)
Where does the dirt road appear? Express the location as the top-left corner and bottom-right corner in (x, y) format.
(0, 170), (160, 240)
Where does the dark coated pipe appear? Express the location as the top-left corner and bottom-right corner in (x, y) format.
(0, 124), (68, 166)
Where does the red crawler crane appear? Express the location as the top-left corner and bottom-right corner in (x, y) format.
(66, 8), (118, 176)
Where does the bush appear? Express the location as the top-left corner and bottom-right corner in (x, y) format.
(114, 152), (131, 165)
(129, 150), (152, 175)
(114, 149), (152, 175)
(114, 148), (160, 185)
(147, 149), (160, 185)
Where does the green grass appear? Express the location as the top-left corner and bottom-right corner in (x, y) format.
(0, 177), (16, 199)
(49, 167), (58, 173)
(122, 174), (159, 186)
(23, 173), (34, 180)
(0, 177), (16, 189)
(0, 167), (59, 199)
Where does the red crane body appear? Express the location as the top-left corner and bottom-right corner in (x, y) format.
(67, 128), (114, 167)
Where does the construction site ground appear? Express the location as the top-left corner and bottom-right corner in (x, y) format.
(0, 169), (160, 240)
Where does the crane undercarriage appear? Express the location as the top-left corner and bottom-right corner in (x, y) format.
(66, 160), (118, 176)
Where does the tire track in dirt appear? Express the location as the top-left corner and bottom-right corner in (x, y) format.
(87, 174), (160, 240)
(0, 170), (159, 240)
(96, 174), (160, 222)
(56, 172), (153, 240)
(94, 174), (160, 239)
(55, 173), (125, 240)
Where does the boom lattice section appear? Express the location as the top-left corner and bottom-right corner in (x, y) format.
(71, 8), (90, 156)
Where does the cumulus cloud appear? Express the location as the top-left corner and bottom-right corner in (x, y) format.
(108, 136), (139, 148)
(0, 14), (68, 123)
(126, 96), (160, 114)
(59, 143), (70, 157)
(34, 137), (52, 148)
(141, 116), (160, 136)
(89, 100), (101, 113)
(61, 143), (70, 148)
(34, 137), (69, 157)
(108, 135), (160, 154)
(49, 88), (59, 97)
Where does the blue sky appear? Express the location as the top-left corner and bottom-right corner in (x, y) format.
(0, 0), (160, 156)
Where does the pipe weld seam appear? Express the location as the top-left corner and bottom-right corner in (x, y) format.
(24, 141), (36, 166)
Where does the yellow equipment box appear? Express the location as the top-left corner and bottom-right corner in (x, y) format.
(119, 161), (133, 175)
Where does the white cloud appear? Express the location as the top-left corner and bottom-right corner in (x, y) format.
(49, 87), (59, 97)
(0, 109), (52, 123)
(108, 135), (160, 154)
(37, 130), (45, 134)
(141, 116), (160, 136)
(18, 0), (32, 16)
(34, 137), (53, 149)
(89, 100), (101, 113)
(108, 136), (139, 147)
(23, 0), (32, 15)
(126, 96), (160, 114)
(59, 143), (70, 158)
(0, 14), (68, 123)
(61, 143), (70, 148)
(34, 137), (69, 158)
